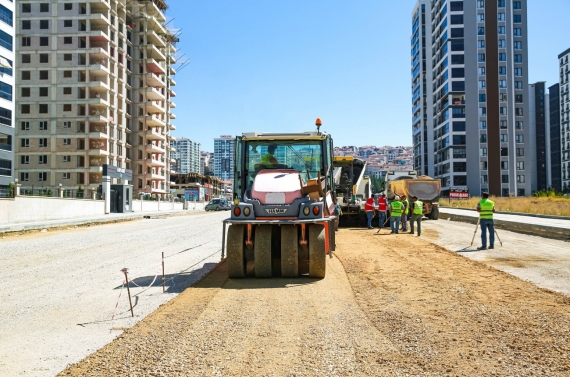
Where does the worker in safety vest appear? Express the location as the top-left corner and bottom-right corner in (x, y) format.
(261, 145), (278, 168)
(401, 195), (409, 232)
(389, 196), (403, 234)
(409, 196), (424, 236)
(476, 192), (496, 250)
(365, 195), (375, 229)
(377, 193), (387, 230)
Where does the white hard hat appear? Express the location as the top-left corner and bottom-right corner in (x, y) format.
(395, 195), (400, 200)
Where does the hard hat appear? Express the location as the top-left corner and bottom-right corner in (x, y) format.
(395, 195), (400, 200)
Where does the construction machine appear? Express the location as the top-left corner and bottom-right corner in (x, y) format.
(332, 156), (372, 226)
(384, 171), (441, 219)
(223, 119), (336, 278)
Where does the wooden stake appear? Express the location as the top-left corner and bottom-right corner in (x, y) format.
(162, 252), (165, 293)
(121, 268), (134, 317)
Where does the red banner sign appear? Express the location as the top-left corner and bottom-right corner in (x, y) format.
(450, 188), (469, 199)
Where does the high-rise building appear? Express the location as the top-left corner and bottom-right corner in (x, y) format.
(14, 0), (177, 197)
(413, 0), (531, 197)
(411, 0), (433, 177)
(528, 82), (547, 192)
(0, 0), (14, 190)
(171, 137), (200, 174)
(213, 135), (234, 181)
(559, 48), (570, 191)
(548, 83), (562, 191)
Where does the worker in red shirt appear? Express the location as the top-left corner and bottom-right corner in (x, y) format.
(365, 195), (375, 229)
(377, 193), (387, 230)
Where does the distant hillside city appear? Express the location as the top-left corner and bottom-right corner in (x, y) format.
(334, 146), (414, 180)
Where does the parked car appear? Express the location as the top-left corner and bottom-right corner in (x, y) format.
(205, 198), (231, 211)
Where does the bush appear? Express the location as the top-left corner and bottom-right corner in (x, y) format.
(533, 189), (563, 198)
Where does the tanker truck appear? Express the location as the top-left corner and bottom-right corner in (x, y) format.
(384, 171), (441, 220)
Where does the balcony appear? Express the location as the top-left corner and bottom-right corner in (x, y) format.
(88, 79), (109, 91)
(89, 12), (109, 25)
(145, 86), (166, 101)
(169, 100), (176, 108)
(169, 145), (176, 152)
(89, 124), (108, 138)
(169, 112), (176, 119)
(89, 30), (109, 42)
(88, 139), (109, 156)
(170, 89), (176, 97)
(169, 124), (176, 131)
(169, 77), (176, 86)
(146, 114), (166, 127)
(170, 66), (177, 75)
(147, 30), (166, 48)
(146, 128), (166, 140)
(146, 142), (166, 154)
(147, 44), (166, 61)
(149, 172), (164, 180)
(146, 58), (166, 75)
(146, 100), (166, 114)
(146, 72), (166, 88)
(147, 156), (166, 167)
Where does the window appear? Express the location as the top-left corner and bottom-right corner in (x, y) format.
(39, 87), (48, 97)
(480, 161), (488, 170)
(64, 20), (72, 27)
(452, 81), (465, 91)
(64, 37), (72, 44)
(453, 147), (466, 158)
(478, 53), (485, 62)
(514, 54), (523, 63)
(21, 156), (29, 165)
(63, 155), (71, 162)
(517, 175), (525, 183)
(515, 81), (523, 89)
(516, 161), (524, 170)
(500, 120), (507, 129)
(500, 93), (507, 102)
(500, 134), (508, 142)
(40, 37), (49, 46)
(22, 20), (31, 30)
(514, 41), (522, 50)
(21, 87), (30, 97)
(499, 53), (507, 61)
(63, 138), (71, 145)
(63, 104), (72, 112)
(39, 121), (48, 130)
(501, 161), (508, 170)
(39, 138), (48, 147)
(501, 148), (509, 157)
(480, 148), (487, 156)
(452, 68), (464, 78)
(514, 15), (522, 23)
(478, 80), (486, 89)
(63, 87), (72, 95)
(516, 134), (524, 143)
(516, 148), (524, 157)
(514, 28), (522, 37)
(499, 66), (507, 75)
(453, 122), (465, 132)
(498, 13), (505, 21)
(39, 155), (47, 164)
(515, 94), (523, 103)
(22, 4), (31, 13)
(477, 13), (484, 22)
(516, 108), (524, 116)
(478, 27), (485, 35)
(479, 121), (487, 129)
(451, 40), (464, 51)
(451, 55), (464, 64)
(20, 172), (29, 181)
(21, 121), (30, 131)
(22, 37), (31, 47)
(498, 39), (506, 48)
(498, 0), (505, 7)
(63, 172), (71, 180)
(516, 121), (523, 129)
(481, 175), (488, 184)
(479, 107), (487, 116)
(21, 138), (30, 147)
(450, 1), (463, 11)
(40, 71), (48, 80)
(480, 134), (487, 143)
(64, 3), (73, 11)
(63, 71), (72, 78)
(514, 1), (522, 9)
(21, 105), (30, 114)
(499, 80), (506, 88)
(39, 172), (47, 182)
(450, 28), (464, 38)
(479, 94), (486, 102)
(477, 0), (484, 8)
(39, 54), (49, 63)
(39, 104), (48, 113)
(498, 26), (506, 34)
(40, 3), (49, 12)
(40, 20), (49, 29)
(500, 107), (507, 115)
(64, 53), (72, 61)
(63, 121), (71, 128)
(502, 175), (509, 184)
(450, 15), (463, 24)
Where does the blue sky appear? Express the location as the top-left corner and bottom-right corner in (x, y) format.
(165, 0), (570, 152)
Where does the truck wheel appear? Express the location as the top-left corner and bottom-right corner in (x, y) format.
(254, 225), (272, 278)
(431, 207), (440, 220)
(308, 224), (326, 278)
(227, 225), (245, 278)
(281, 225), (298, 278)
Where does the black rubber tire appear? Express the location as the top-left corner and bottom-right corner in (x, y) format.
(281, 225), (298, 278)
(308, 224), (326, 278)
(254, 225), (272, 278)
(227, 225), (246, 278)
(431, 207), (440, 220)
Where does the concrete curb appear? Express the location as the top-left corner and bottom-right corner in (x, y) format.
(440, 206), (570, 221)
(440, 212), (570, 242)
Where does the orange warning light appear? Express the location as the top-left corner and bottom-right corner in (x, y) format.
(315, 118), (322, 126)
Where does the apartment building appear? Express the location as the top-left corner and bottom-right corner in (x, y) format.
(413, 0), (530, 197)
(528, 82), (546, 192)
(15, 0), (177, 197)
(411, 0), (433, 177)
(548, 83), (562, 191)
(560, 48), (570, 191)
(171, 137), (200, 174)
(0, 0), (14, 189)
(213, 135), (234, 181)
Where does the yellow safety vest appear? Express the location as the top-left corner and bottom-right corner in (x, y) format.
(413, 200), (424, 215)
(260, 153), (274, 168)
(479, 199), (495, 219)
(391, 200), (403, 216)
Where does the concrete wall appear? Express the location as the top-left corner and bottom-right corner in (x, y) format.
(0, 197), (105, 225)
(132, 200), (204, 212)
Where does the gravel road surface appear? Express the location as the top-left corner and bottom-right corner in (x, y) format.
(420, 219), (570, 296)
(58, 228), (570, 377)
(0, 211), (227, 377)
